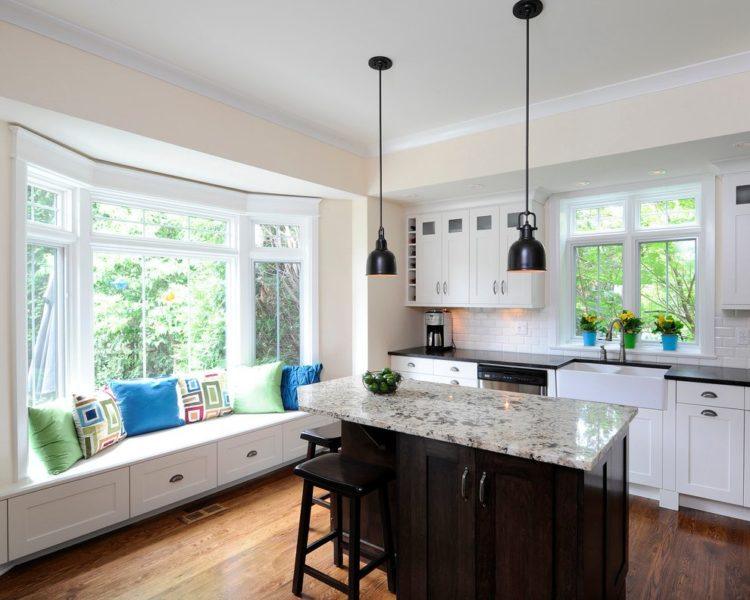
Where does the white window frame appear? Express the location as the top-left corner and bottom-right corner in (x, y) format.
(11, 127), (320, 481)
(554, 178), (715, 356)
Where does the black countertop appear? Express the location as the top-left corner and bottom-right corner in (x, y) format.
(388, 347), (750, 387)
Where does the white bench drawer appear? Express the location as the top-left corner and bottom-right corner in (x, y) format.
(282, 414), (336, 462)
(433, 360), (478, 379)
(430, 374), (478, 388)
(390, 355), (434, 375)
(8, 468), (129, 560)
(676, 381), (745, 410)
(218, 428), (283, 486)
(0, 500), (7, 565)
(130, 444), (217, 517)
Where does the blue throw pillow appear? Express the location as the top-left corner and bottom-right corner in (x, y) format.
(281, 364), (322, 410)
(108, 376), (184, 436)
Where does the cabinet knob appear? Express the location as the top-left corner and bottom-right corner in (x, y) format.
(450, 366), (459, 372)
(500, 280), (506, 295)
(492, 280), (498, 295)
(461, 466), (470, 500)
(407, 362), (415, 368)
(700, 409), (718, 417)
(700, 391), (718, 399)
(169, 474), (184, 483)
(436, 281), (441, 294)
(246, 450), (258, 458)
(479, 471), (488, 507)
(443, 281), (448, 295)
(450, 380), (459, 385)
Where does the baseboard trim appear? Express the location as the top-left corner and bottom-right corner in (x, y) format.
(679, 495), (750, 522)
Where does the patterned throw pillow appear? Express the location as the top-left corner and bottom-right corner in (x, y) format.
(178, 370), (232, 423)
(72, 391), (127, 459)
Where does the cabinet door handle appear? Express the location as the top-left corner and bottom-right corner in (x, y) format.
(407, 361), (415, 368)
(461, 466), (469, 500)
(246, 450), (258, 458)
(492, 280), (498, 295)
(701, 409), (718, 417)
(436, 281), (441, 294)
(700, 391), (718, 399)
(450, 379), (459, 385)
(169, 474), (184, 483)
(443, 281), (448, 295)
(479, 471), (488, 507)
(450, 366), (459, 372)
(500, 280), (506, 295)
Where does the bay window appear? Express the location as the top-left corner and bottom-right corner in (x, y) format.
(560, 181), (711, 352)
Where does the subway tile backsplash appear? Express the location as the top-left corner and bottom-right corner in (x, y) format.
(450, 308), (750, 369)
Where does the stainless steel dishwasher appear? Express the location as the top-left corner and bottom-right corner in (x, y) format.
(478, 363), (548, 395)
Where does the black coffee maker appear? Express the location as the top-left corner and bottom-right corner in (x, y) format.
(425, 310), (453, 353)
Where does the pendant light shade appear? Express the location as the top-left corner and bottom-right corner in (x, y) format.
(508, 0), (547, 273)
(366, 56), (397, 277)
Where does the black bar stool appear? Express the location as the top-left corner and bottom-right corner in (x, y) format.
(300, 422), (342, 510)
(292, 453), (396, 600)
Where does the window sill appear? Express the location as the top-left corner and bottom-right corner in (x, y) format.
(550, 343), (716, 360)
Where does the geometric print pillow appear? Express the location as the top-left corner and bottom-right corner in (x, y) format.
(177, 369), (232, 424)
(71, 391), (127, 459)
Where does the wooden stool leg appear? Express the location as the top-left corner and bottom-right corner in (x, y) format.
(292, 480), (314, 597)
(378, 485), (397, 593)
(347, 496), (361, 600)
(306, 441), (316, 460)
(333, 492), (344, 567)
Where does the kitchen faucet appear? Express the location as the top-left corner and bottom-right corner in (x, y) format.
(604, 318), (627, 363)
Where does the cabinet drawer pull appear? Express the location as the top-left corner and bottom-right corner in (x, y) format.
(492, 280), (498, 295)
(500, 280), (506, 295)
(479, 471), (488, 507)
(436, 281), (441, 294)
(246, 450), (258, 458)
(407, 362), (415, 368)
(701, 409), (718, 417)
(169, 474), (184, 483)
(461, 466), (469, 500)
(700, 391), (718, 399)
(450, 380), (459, 385)
(443, 281), (447, 295)
(450, 366), (459, 372)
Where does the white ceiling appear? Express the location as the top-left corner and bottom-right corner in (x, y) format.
(7, 0), (750, 155)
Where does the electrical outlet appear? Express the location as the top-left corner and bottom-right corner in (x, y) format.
(513, 321), (528, 336)
(736, 328), (750, 346)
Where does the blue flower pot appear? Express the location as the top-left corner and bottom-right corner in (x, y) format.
(582, 331), (597, 347)
(661, 334), (678, 351)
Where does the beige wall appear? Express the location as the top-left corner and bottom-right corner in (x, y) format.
(0, 22), (365, 197)
(318, 199), (353, 379)
(0, 122), (13, 483)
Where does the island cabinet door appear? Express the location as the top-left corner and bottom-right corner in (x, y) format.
(475, 450), (555, 599)
(397, 434), (476, 600)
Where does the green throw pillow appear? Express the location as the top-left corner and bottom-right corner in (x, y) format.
(28, 406), (83, 475)
(228, 362), (285, 414)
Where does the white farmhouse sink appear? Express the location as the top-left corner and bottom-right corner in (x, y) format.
(557, 361), (669, 410)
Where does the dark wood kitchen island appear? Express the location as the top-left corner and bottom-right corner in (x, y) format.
(298, 377), (636, 599)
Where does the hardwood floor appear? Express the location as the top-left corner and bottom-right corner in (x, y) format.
(1, 470), (749, 599)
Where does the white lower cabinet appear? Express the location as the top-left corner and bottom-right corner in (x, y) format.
(130, 444), (217, 517)
(745, 413), (750, 508)
(282, 415), (336, 462)
(0, 499), (7, 565)
(8, 468), (129, 560)
(628, 408), (663, 488)
(218, 428), (283, 486)
(676, 403), (745, 505)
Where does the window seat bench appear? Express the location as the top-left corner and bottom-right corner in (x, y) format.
(0, 410), (335, 568)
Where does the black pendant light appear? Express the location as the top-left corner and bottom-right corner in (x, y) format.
(507, 0), (547, 273)
(366, 56), (398, 277)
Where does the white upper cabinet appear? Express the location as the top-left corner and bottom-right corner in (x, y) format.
(721, 172), (750, 309)
(410, 201), (545, 308)
(416, 214), (443, 304)
(441, 210), (470, 304)
(469, 207), (501, 305)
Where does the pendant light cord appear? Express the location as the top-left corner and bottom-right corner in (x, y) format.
(378, 67), (384, 236)
(524, 13), (530, 217)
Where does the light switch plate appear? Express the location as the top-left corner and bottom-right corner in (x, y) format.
(736, 328), (750, 346)
(513, 321), (528, 336)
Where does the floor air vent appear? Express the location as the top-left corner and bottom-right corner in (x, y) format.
(179, 503), (229, 524)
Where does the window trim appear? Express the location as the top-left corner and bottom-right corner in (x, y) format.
(554, 177), (715, 356)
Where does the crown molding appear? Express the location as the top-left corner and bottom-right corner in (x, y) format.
(378, 49), (750, 156)
(0, 0), (368, 156)
(4, 0), (750, 160)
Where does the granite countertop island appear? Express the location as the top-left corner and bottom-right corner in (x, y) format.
(297, 376), (637, 471)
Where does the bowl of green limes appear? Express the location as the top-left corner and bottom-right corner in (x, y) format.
(362, 368), (402, 395)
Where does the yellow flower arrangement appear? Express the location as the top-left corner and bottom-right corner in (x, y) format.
(613, 309), (642, 334)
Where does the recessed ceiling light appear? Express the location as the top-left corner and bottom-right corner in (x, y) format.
(468, 183), (485, 191)
(649, 169), (667, 176)
(734, 141), (750, 150)
(577, 181), (591, 187)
